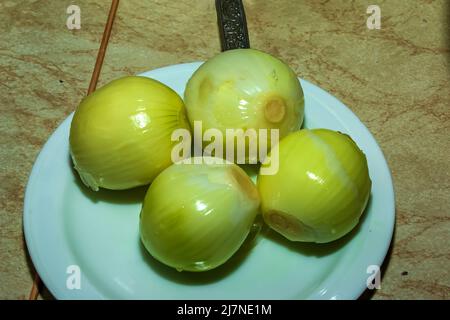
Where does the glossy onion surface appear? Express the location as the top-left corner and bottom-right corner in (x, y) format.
(70, 76), (190, 190)
(184, 49), (304, 161)
(140, 158), (260, 272)
(257, 129), (371, 243)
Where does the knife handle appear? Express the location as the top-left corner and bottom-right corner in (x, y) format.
(215, 0), (250, 51)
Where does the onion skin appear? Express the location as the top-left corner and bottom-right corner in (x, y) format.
(184, 49), (304, 161)
(140, 158), (260, 272)
(257, 129), (371, 243)
(69, 76), (190, 191)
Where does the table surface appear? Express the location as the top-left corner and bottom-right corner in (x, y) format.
(1, 0), (449, 300)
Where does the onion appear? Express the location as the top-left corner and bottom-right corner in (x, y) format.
(69, 76), (190, 191)
(257, 129), (371, 243)
(184, 49), (304, 163)
(139, 157), (260, 272)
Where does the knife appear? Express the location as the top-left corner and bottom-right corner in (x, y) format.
(215, 0), (250, 51)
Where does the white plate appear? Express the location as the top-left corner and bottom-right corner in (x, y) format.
(24, 62), (395, 300)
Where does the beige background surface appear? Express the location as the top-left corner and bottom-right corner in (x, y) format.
(0, 0), (449, 299)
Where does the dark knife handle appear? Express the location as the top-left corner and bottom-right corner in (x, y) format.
(215, 0), (250, 51)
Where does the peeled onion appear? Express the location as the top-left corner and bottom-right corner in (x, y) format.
(184, 49), (304, 162)
(69, 76), (190, 191)
(257, 129), (371, 243)
(139, 157), (260, 272)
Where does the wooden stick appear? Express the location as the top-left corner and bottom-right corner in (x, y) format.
(28, 0), (119, 300)
(28, 272), (40, 300)
(88, 0), (120, 94)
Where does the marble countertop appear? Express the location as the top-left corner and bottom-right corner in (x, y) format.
(1, 0), (449, 299)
